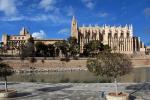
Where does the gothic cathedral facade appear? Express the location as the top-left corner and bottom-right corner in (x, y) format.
(71, 16), (145, 54)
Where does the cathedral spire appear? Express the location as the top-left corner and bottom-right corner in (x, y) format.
(72, 16), (75, 21)
(20, 27), (29, 35)
(71, 16), (78, 40)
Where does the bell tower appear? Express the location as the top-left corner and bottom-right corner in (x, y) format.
(71, 16), (78, 40)
(20, 27), (29, 35)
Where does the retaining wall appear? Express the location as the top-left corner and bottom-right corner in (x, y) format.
(1, 58), (150, 70)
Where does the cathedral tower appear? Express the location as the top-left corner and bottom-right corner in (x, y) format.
(71, 16), (78, 40)
(20, 27), (29, 35)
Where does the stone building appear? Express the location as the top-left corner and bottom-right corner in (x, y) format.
(1, 27), (63, 55)
(2, 27), (31, 50)
(146, 46), (150, 55)
(71, 16), (145, 54)
(34, 39), (63, 45)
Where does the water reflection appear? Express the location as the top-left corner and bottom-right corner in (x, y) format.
(7, 67), (150, 83)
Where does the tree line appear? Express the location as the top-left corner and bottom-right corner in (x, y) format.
(0, 36), (111, 58)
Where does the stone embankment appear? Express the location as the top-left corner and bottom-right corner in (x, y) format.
(2, 58), (88, 73)
(1, 57), (150, 73)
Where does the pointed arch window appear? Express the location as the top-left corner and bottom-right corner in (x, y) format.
(99, 33), (103, 41)
(108, 33), (112, 38)
(114, 33), (118, 38)
(120, 33), (124, 38)
(127, 33), (130, 38)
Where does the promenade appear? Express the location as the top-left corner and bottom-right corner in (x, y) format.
(0, 82), (149, 100)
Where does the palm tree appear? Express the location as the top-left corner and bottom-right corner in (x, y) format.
(0, 63), (14, 92)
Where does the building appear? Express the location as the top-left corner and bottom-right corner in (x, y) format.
(1, 27), (63, 55)
(34, 39), (63, 45)
(71, 16), (145, 54)
(1, 27), (31, 50)
(146, 46), (150, 55)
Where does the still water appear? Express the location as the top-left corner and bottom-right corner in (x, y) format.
(7, 67), (150, 83)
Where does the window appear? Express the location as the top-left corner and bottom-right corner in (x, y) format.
(18, 37), (20, 39)
(114, 33), (118, 38)
(22, 37), (24, 39)
(127, 33), (130, 38)
(120, 33), (124, 38)
(99, 33), (103, 41)
(108, 33), (112, 38)
(14, 37), (17, 39)
(9, 36), (12, 40)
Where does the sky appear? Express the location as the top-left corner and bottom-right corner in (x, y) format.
(0, 0), (150, 45)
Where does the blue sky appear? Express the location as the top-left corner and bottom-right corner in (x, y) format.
(0, 0), (150, 45)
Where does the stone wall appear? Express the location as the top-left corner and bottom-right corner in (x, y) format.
(131, 58), (150, 67)
(1, 58), (150, 71)
(2, 59), (87, 71)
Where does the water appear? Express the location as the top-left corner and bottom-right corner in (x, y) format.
(7, 67), (150, 83)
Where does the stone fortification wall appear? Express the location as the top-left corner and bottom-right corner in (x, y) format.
(1, 57), (150, 72)
(131, 58), (150, 67)
(2, 58), (87, 72)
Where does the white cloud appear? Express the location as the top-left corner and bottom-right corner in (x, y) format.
(0, 14), (69, 24)
(26, 15), (49, 21)
(32, 30), (47, 39)
(0, 16), (24, 21)
(39, 0), (56, 11)
(144, 7), (150, 17)
(82, 0), (94, 9)
(98, 12), (109, 18)
(67, 6), (75, 16)
(86, 2), (94, 9)
(0, 0), (17, 16)
(58, 28), (70, 35)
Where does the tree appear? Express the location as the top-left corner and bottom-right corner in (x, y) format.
(54, 40), (69, 57)
(27, 37), (34, 44)
(54, 41), (62, 57)
(87, 52), (132, 95)
(83, 40), (105, 57)
(102, 45), (111, 52)
(47, 44), (55, 57)
(67, 37), (79, 57)
(60, 40), (70, 57)
(67, 37), (78, 44)
(20, 37), (35, 57)
(0, 42), (4, 56)
(0, 63), (14, 92)
(20, 42), (34, 57)
(35, 42), (47, 57)
(27, 37), (35, 57)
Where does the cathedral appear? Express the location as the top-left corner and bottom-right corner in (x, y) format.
(71, 16), (145, 54)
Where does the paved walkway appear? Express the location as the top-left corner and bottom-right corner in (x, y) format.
(0, 82), (150, 100)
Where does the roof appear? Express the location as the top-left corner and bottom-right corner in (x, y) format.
(34, 39), (64, 41)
